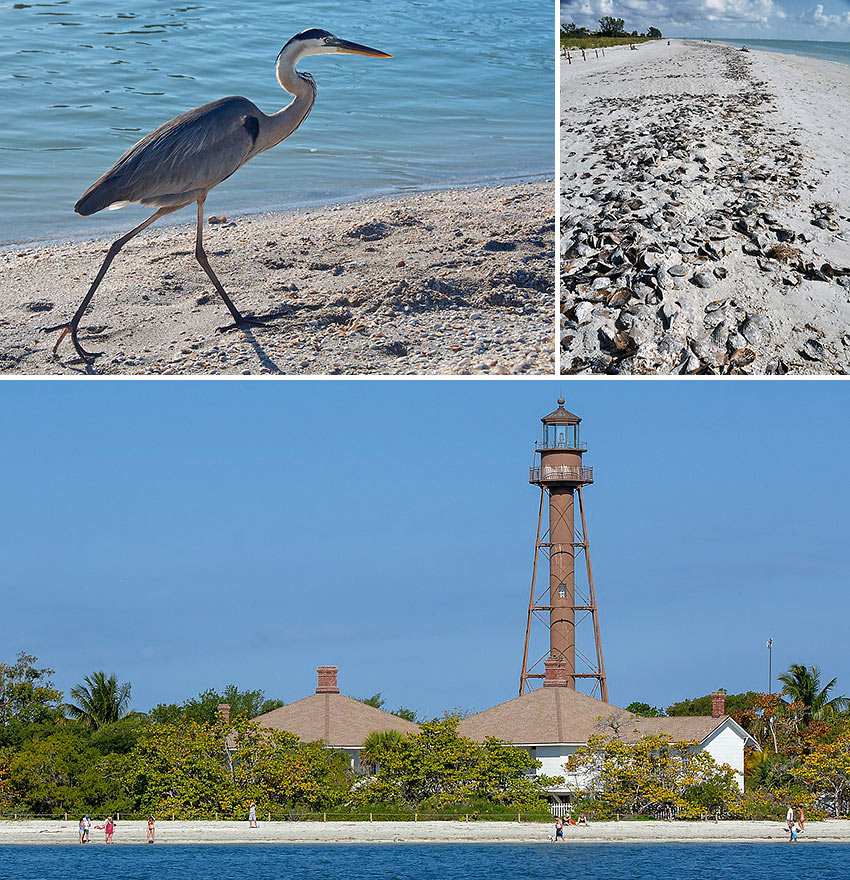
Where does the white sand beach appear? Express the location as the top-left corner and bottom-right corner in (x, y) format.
(561, 40), (850, 374)
(0, 181), (553, 375)
(2, 818), (848, 845)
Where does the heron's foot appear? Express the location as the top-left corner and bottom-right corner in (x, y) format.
(216, 313), (281, 333)
(41, 321), (103, 363)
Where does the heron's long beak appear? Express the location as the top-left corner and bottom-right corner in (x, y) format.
(332, 38), (392, 58)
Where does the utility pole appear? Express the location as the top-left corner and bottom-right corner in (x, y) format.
(766, 638), (773, 694)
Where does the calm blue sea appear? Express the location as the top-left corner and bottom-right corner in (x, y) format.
(0, 0), (554, 245)
(714, 39), (850, 67)
(1, 843), (849, 879)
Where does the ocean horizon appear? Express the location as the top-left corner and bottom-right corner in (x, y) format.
(710, 38), (850, 67)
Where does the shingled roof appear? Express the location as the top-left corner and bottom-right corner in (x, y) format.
(251, 667), (419, 748)
(457, 687), (733, 746)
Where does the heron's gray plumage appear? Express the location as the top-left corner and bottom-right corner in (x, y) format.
(75, 97), (263, 215)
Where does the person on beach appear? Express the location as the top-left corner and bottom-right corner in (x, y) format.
(799, 806), (806, 831)
(785, 804), (794, 833)
(577, 814), (589, 826)
(554, 815), (564, 842)
(789, 823), (798, 842)
(105, 816), (114, 844)
(78, 817), (85, 844)
(146, 816), (155, 844)
(249, 802), (257, 828)
(83, 815), (91, 843)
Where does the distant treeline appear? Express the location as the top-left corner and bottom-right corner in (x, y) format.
(561, 18), (663, 48)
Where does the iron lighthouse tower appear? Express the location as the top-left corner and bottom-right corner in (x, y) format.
(519, 398), (608, 700)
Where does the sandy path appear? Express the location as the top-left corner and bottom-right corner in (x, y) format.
(0, 181), (553, 375)
(2, 818), (847, 845)
(560, 40), (850, 374)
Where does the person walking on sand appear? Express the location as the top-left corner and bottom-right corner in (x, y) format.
(78, 817), (85, 844)
(105, 816), (114, 844)
(554, 815), (564, 842)
(146, 816), (155, 844)
(83, 815), (91, 843)
(785, 804), (794, 834)
(798, 806), (806, 831)
(249, 802), (257, 828)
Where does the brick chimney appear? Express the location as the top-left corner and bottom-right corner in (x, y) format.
(543, 657), (569, 687)
(217, 703), (231, 724)
(316, 666), (339, 694)
(711, 691), (726, 718)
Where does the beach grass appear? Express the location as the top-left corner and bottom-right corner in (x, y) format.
(561, 36), (654, 51)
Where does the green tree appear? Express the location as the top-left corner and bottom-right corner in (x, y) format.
(125, 720), (230, 817)
(561, 23), (589, 38)
(6, 725), (130, 816)
(598, 16), (626, 36)
(354, 718), (554, 811)
(627, 702), (664, 717)
(0, 652), (63, 725)
(150, 685), (283, 725)
(66, 672), (131, 729)
(361, 729), (404, 773)
(357, 693), (386, 709)
(392, 707), (418, 723)
(565, 733), (739, 818)
(647, 27), (663, 39)
(778, 664), (848, 727)
(795, 727), (850, 817)
(666, 691), (757, 718)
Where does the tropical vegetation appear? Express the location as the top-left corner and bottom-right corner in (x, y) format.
(3, 650), (850, 821)
(560, 19), (663, 51)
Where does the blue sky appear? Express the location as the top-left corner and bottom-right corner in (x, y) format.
(561, 0), (850, 39)
(1, 379), (848, 719)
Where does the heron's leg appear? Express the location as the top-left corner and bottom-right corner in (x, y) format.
(193, 198), (276, 332)
(44, 207), (176, 362)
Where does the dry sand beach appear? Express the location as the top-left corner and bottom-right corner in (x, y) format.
(0, 181), (552, 375)
(2, 818), (849, 845)
(561, 40), (850, 374)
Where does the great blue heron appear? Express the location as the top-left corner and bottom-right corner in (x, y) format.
(45, 28), (391, 361)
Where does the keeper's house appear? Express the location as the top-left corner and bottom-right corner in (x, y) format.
(458, 683), (758, 800)
(249, 666), (419, 771)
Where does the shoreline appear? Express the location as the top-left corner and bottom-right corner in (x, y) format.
(560, 39), (850, 375)
(0, 171), (554, 254)
(2, 819), (849, 845)
(0, 179), (553, 375)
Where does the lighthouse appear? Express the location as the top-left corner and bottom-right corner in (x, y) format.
(520, 398), (607, 700)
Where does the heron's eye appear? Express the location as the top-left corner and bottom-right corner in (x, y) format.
(323, 37), (332, 44)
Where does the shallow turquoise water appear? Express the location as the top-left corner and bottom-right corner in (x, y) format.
(0, 842), (848, 879)
(0, 0), (555, 244)
(713, 39), (850, 67)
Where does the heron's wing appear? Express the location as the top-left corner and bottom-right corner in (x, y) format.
(76, 97), (262, 214)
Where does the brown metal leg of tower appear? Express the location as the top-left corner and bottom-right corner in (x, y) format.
(519, 488), (545, 696)
(577, 486), (608, 702)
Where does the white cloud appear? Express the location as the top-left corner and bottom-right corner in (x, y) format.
(561, 0), (787, 30)
(799, 3), (850, 26)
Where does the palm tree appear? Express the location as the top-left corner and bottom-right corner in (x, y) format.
(66, 671), (131, 728)
(777, 664), (848, 726)
(360, 729), (404, 774)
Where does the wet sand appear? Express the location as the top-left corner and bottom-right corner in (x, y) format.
(1, 818), (847, 844)
(0, 181), (553, 375)
(561, 40), (850, 374)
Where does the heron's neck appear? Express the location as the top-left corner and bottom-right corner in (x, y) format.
(255, 50), (316, 154)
